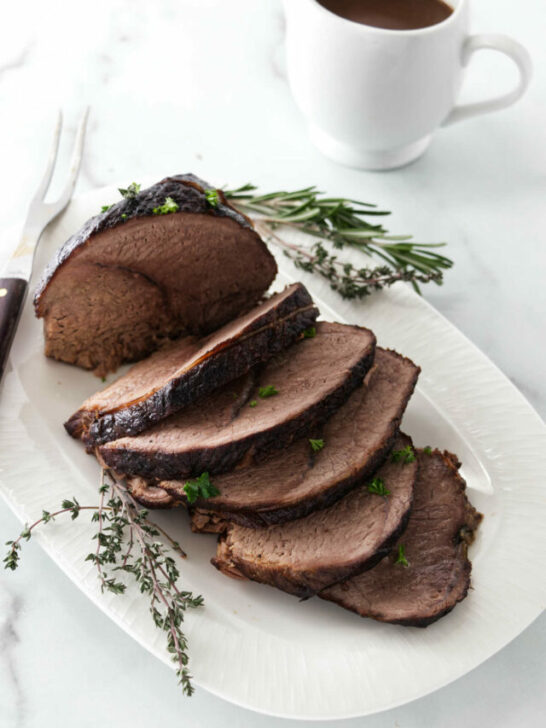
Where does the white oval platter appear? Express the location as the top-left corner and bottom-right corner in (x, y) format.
(0, 185), (545, 720)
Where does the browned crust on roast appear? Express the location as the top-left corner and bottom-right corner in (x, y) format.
(213, 540), (248, 580)
(212, 499), (414, 598)
(186, 430), (400, 529)
(34, 174), (261, 310)
(211, 434), (417, 598)
(320, 448), (483, 627)
(34, 174), (277, 376)
(64, 284), (318, 444)
(160, 348), (419, 526)
(126, 476), (178, 509)
(190, 509), (227, 533)
(97, 326), (376, 480)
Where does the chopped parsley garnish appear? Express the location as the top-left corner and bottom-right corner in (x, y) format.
(258, 385), (278, 399)
(423, 446), (432, 455)
(302, 326), (316, 339)
(205, 188), (220, 207)
(153, 196), (179, 215)
(121, 213), (128, 219)
(100, 376), (106, 383)
(249, 400), (257, 408)
(394, 544), (409, 567)
(118, 182), (141, 199)
(391, 445), (416, 464)
(367, 477), (390, 496)
(309, 438), (325, 453)
(183, 472), (219, 504)
(101, 204), (112, 213)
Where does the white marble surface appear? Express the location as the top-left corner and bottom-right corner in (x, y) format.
(0, 0), (545, 725)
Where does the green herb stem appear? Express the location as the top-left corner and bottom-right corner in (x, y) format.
(4, 469), (201, 696)
(224, 184), (453, 300)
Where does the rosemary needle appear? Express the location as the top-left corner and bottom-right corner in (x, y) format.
(224, 184), (453, 299)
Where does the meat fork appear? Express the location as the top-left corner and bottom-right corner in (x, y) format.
(0, 109), (89, 382)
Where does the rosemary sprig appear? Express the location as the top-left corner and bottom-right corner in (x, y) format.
(224, 184), (453, 298)
(4, 469), (202, 696)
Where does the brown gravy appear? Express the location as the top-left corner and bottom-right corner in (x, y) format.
(317, 0), (454, 31)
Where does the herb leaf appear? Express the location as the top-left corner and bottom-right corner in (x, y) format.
(183, 472), (220, 504)
(153, 197), (180, 215)
(391, 445), (416, 464)
(423, 446), (432, 455)
(302, 326), (316, 339)
(205, 189), (220, 207)
(309, 438), (325, 453)
(367, 477), (390, 497)
(394, 544), (409, 567)
(118, 182), (141, 199)
(4, 469), (203, 696)
(223, 184), (453, 300)
(258, 385), (278, 399)
(249, 400), (257, 408)
(101, 204), (112, 213)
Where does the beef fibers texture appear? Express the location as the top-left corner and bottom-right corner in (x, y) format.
(65, 283), (318, 445)
(34, 174), (277, 376)
(321, 449), (482, 626)
(99, 322), (376, 480)
(212, 434), (417, 598)
(155, 347), (420, 523)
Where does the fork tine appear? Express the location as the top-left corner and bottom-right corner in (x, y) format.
(50, 107), (90, 212)
(30, 109), (63, 206)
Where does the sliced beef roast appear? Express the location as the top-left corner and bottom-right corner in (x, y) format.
(212, 434), (417, 598)
(321, 449), (482, 626)
(34, 174), (277, 376)
(145, 347), (419, 521)
(65, 283), (318, 445)
(98, 322), (376, 480)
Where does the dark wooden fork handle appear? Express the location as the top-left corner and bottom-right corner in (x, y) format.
(0, 277), (28, 382)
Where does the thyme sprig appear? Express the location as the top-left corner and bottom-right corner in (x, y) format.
(224, 184), (453, 298)
(4, 469), (202, 696)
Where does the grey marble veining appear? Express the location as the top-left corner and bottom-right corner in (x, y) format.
(0, 588), (25, 728)
(0, 0), (544, 725)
